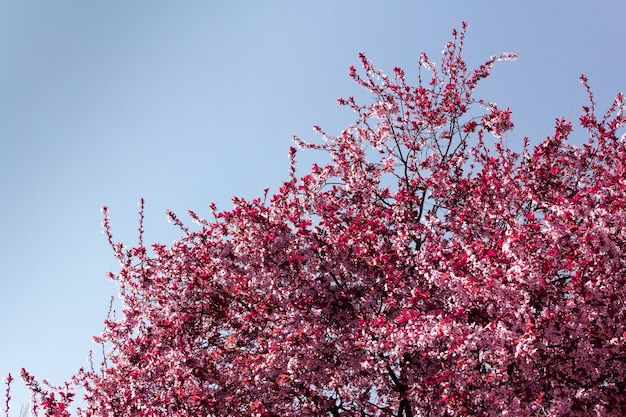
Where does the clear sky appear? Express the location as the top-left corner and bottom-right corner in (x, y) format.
(1, 0), (625, 412)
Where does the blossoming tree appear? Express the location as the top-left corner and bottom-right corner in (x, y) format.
(6, 23), (626, 416)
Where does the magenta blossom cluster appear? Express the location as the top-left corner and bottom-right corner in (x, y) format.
(7, 23), (626, 416)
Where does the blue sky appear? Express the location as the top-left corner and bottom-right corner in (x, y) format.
(1, 1), (625, 412)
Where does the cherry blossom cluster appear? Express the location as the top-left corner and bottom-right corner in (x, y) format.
(7, 23), (626, 416)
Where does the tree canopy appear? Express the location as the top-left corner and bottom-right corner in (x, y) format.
(6, 23), (626, 416)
